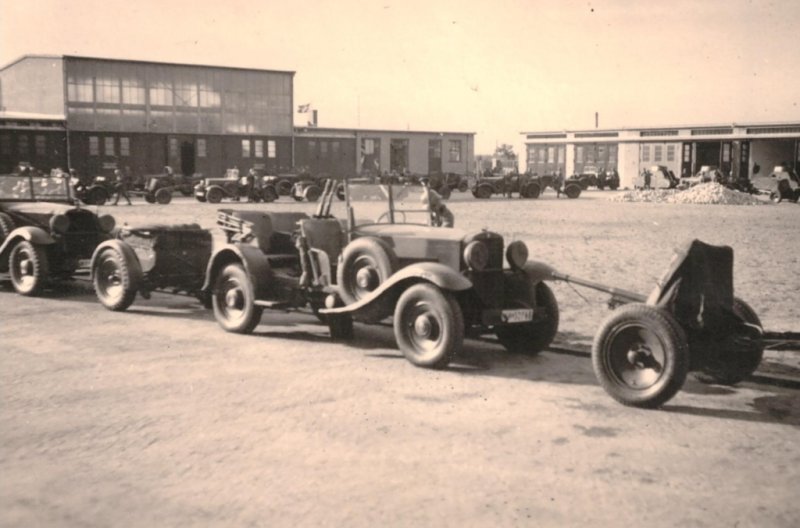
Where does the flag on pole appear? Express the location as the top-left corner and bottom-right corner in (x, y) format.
(297, 104), (310, 113)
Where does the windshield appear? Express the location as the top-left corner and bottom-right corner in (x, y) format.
(344, 182), (433, 226)
(0, 174), (73, 202)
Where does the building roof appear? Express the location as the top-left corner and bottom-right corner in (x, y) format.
(295, 126), (475, 137)
(0, 54), (295, 76)
(521, 120), (800, 136)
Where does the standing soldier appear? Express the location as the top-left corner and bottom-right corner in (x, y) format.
(112, 168), (132, 205)
(421, 183), (454, 228)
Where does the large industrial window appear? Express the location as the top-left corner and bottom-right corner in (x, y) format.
(120, 137), (130, 157)
(363, 139), (375, 155)
(149, 82), (172, 106)
(667, 145), (675, 162)
(169, 138), (179, 159)
(448, 140), (462, 162)
(641, 145), (650, 162)
(89, 136), (99, 156)
(199, 85), (221, 107)
(548, 146), (555, 163)
(575, 146), (584, 163)
(654, 145), (663, 162)
(197, 139), (207, 158)
(104, 137), (115, 156)
(558, 146), (566, 163)
(35, 135), (46, 156)
(320, 142), (328, 156)
(722, 143), (731, 163)
(267, 140), (276, 158)
(332, 141), (340, 156)
(254, 140), (264, 158)
(18, 135), (29, 157)
(242, 139), (251, 158)
(122, 79), (145, 105)
(67, 76), (93, 103)
(96, 77), (120, 104)
(174, 82), (198, 107)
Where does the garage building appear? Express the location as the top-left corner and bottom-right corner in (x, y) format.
(522, 123), (800, 188)
(0, 54), (295, 176)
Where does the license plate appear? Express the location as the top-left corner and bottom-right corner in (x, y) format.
(502, 308), (533, 323)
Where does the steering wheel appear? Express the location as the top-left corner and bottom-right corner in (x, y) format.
(375, 211), (406, 224)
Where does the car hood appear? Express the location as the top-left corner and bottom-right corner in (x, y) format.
(2, 201), (79, 222)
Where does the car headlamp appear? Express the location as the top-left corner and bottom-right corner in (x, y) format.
(506, 240), (529, 270)
(97, 214), (116, 233)
(49, 214), (70, 234)
(463, 240), (489, 271)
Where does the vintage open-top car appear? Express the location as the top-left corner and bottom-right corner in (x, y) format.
(202, 178), (560, 369)
(0, 171), (116, 295)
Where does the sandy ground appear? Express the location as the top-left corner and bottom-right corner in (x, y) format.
(1, 190), (798, 527)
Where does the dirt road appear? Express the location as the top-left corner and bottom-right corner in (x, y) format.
(1, 191), (798, 527)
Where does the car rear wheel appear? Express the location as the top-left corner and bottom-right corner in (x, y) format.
(262, 186), (278, 202)
(496, 280), (559, 355)
(212, 263), (263, 333)
(337, 237), (398, 307)
(155, 188), (172, 204)
(564, 183), (582, 199)
(523, 182), (541, 199)
(474, 184), (493, 199)
(206, 187), (223, 204)
(394, 282), (464, 369)
(277, 179), (293, 196)
(592, 303), (689, 408)
(457, 180), (469, 193)
(9, 241), (49, 296)
(304, 185), (322, 202)
(88, 186), (109, 205)
(144, 193), (156, 204)
(93, 247), (137, 311)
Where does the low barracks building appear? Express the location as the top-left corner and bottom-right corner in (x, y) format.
(522, 123), (800, 188)
(0, 55), (474, 179)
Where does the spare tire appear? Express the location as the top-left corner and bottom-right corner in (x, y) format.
(337, 237), (398, 308)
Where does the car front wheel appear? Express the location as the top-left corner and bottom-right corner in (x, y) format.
(496, 280), (559, 355)
(93, 247), (137, 311)
(394, 282), (464, 369)
(212, 263), (263, 333)
(9, 241), (49, 296)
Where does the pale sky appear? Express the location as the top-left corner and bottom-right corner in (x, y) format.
(2, 0), (799, 154)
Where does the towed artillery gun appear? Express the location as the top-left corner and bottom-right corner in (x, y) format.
(527, 239), (765, 408)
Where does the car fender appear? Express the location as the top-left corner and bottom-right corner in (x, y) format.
(521, 260), (557, 283)
(201, 244), (272, 299)
(0, 226), (55, 263)
(91, 239), (144, 290)
(322, 262), (472, 317)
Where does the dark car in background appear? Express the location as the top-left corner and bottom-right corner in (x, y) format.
(0, 170), (116, 295)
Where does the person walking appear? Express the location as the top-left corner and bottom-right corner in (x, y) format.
(112, 168), (132, 205)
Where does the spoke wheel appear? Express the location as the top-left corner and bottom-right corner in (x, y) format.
(337, 237), (398, 306)
(93, 248), (137, 311)
(592, 303), (688, 408)
(9, 241), (49, 296)
(394, 283), (463, 369)
(212, 263), (263, 333)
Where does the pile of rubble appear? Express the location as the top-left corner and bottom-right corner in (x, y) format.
(610, 183), (768, 206)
